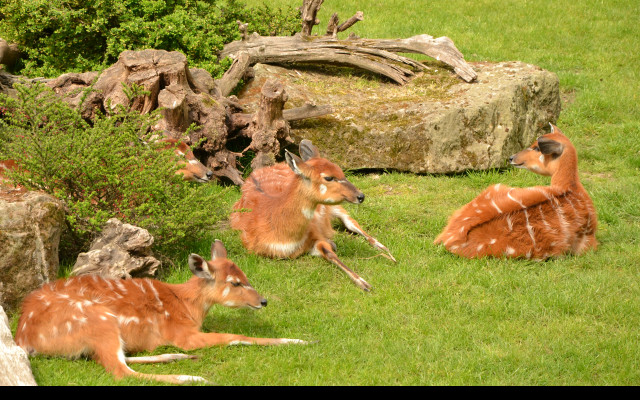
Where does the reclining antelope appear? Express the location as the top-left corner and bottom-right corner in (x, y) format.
(230, 140), (395, 292)
(0, 139), (212, 189)
(15, 240), (307, 385)
(160, 138), (213, 183)
(435, 124), (597, 260)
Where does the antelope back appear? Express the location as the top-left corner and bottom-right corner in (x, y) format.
(436, 125), (597, 259)
(15, 240), (266, 355)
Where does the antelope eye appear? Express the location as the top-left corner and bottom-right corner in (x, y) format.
(230, 281), (241, 287)
(324, 176), (335, 182)
(532, 146), (540, 152)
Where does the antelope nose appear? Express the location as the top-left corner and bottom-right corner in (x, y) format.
(206, 170), (213, 179)
(261, 298), (268, 307)
(508, 155), (515, 163)
(357, 193), (365, 203)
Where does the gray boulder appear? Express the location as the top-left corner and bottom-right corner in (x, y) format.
(0, 306), (37, 386)
(236, 61), (561, 173)
(71, 218), (160, 279)
(0, 190), (65, 311)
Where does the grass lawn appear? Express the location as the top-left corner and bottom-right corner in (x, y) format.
(16, 0), (640, 385)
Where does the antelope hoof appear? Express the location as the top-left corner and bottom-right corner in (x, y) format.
(279, 338), (310, 345)
(356, 277), (373, 292)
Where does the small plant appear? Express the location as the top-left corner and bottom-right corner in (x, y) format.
(0, 81), (230, 257)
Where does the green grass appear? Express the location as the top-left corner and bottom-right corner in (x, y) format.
(11, 0), (640, 386)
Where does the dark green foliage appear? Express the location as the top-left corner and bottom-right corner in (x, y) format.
(0, 0), (300, 78)
(0, 81), (230, 256)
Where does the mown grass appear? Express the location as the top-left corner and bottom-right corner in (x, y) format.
(14, 0), (640, 386)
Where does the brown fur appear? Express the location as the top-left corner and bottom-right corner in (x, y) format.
(435, 124), (597, 259)
(230, 140), (395, 291)
(15, 240), (306, 384)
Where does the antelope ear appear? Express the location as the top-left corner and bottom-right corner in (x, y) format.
(285, 149), (308, 176)
(537, 137), (564, 157)
(188, 254), (214, 280)
(299, 140), (320, 161)
(211, 240), (227, 260)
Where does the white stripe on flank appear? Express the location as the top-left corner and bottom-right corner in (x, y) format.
(507, 189), (526, 208)
(524, 209), (536, 246)
(491, 200), (503, 213)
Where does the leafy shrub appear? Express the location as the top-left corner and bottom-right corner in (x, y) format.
(0, 0), (300, 78)
(0, 81), (231, 256)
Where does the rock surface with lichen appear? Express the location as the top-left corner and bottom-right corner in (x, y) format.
(0, 190), (65, 312)
(236, 61), (560, 173)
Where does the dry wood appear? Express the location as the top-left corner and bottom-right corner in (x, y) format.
(221, 30), (476, 83)
(301, 0), (324, 36)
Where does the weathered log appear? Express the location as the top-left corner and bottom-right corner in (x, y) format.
(0, 39), (20, 69)
(283, 103), (333, 121)
(301, 0), (324, 36)
(235, 80), (292, 171)
(221, 34), (418, 84)
(214, 51), (252, 98)
(221, 32), (476, 83)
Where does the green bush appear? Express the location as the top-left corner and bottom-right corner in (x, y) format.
(0, 81), (231, 257)
(0, 0), (300, 78)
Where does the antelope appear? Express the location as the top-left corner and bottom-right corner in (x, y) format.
(0, 139), (212, 188)
(435, 124), (597, 260)
(15, 240), (307, 385)
(230, 140), (395, 292)
(159, 138), (213, 183)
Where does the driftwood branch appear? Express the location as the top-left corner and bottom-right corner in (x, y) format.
(301, 0), (324, 36)
(337, 11), (364, 33)
(283, 103), (333, 121)
(221, 32), (476, 84)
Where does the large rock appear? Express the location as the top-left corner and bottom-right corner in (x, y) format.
(71, 218), (160, 279)
(236, 61), (561, 173)
(0, 305), (37, 386)
(0, 190), (65, 311)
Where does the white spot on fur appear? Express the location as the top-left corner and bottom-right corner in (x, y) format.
(319, 184), (327, 195)
(223, 301), (236, 307)
(505, 246), (516, 255)
(229, 340), (253, 346)
(118, 316), (140, 325)
(489, 238), (497, 244)
(222, 286), (230, 298)
(302, 208), (315, 219)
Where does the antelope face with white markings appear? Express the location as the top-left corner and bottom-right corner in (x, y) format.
(189, 240), (267, 310)
(509, 130), (572, 177)
(285, 148), (365, 205)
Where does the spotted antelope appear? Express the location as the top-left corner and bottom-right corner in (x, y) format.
(434, 124), (597, 260)
(230, 140), (395, 292)
(159, 138), (213, 183)
(15, 240), (307, 385)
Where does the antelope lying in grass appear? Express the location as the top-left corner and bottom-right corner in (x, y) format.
(160, 138), (213, 183)
(435, 124), (597, 260)
(0, 139), (212, 190)
(230, 140), (395, 292)
(15, 240), (307, 385)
